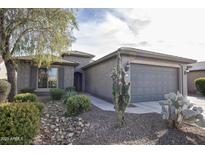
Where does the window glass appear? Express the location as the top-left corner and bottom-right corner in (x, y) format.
(38, 67), (58, 88)
(48, 68), (58, 88)
(38, 68), (48, 88)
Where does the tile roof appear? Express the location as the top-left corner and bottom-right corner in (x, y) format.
(188, 61), (205, 71)
(61, 50), (95, 58)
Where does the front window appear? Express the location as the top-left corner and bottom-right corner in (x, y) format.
(38, 67), (58, 88)
(48, 68), (58, 88)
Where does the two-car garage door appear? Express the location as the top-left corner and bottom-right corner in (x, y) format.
(131, 64), (179, 102)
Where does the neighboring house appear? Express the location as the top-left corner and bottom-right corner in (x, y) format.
(16, 51), (94, 93)
(187, 61), (205, 94)
(82, 47), (196, 103)
(0, 56), (7, 79)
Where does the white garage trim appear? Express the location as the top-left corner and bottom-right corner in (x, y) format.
(130, 60), (181, 68)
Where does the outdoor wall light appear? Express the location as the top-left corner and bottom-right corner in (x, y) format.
(124, 61), (130, 72)
(184, 65), (192, 74)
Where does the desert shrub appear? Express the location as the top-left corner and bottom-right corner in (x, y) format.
(195, 78), (205, 96)
(14, 93), (38, 102)
(49, 88), (64, 100)
(63, 89), (77, 104)
(0, 103), (40, 144)
(65, 86), (76, 92)
(19, 88), (35, 93)
(160, 92), (205, 129)
(0, 79), (11, 102)
(66, 95), (91, 116)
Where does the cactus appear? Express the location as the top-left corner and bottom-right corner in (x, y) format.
(111, 51), (130, 127)
(160, 92), (205, 128)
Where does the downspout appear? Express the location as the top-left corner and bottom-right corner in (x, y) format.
(180, 64), (188, 96)
(180, 64), (184, 95)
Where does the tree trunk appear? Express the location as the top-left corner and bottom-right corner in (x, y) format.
(0, 9), (5, 53)
(4, 59), (17, 102)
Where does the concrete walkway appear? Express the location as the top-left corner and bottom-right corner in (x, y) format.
(86, 93), (161, 114)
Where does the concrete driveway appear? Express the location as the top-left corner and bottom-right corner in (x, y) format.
(188, 95), (205, 116)
(86, 93), (162, 114)
(86, 93), (205, 115)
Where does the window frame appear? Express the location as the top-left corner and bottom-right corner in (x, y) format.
(37, 66), (59, 90)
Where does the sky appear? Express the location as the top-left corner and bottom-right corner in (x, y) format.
(72, 8), (205, 61)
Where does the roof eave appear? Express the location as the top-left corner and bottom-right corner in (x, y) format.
(61, 52), (95, 58)
(189, 69), (205, 72)
(82, 48), (197, 70)
(15, 58), (79, 67)
(51, 61), (79, 66)
(118, 47), (197, 64)
(82, 50), (118, 70)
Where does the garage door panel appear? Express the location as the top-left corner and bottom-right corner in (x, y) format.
(131, 64), (179, 102)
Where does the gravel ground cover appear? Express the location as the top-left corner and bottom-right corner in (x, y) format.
(33, 97), (205, 145)
(33, 97), (90, 145)
(74, 105), (205, 145)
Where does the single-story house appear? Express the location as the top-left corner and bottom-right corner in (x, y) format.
(82, 47), (196, 103)
(0, 56), (7, 79)
(15, 47), (196, 103)
(187, 61), (205, 94)
(16, 51), (94, 93)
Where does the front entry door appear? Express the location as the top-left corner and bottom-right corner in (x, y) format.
(74, 72), (82, 91)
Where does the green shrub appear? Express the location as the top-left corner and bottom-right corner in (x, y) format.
(195, 77), (205, 96)
(65, 86), (76, 92)
(19, 88), (35, 93)
(33, 102), (44, 113)
(49, 88), (64, 100)
(14, 93), (38, 102)
(66, 95), (91, 116)
(0, 79), (11, 102)
(14, 93), (43, 113)
(63, 90), (77, 104)
(0, 103), (40, 144)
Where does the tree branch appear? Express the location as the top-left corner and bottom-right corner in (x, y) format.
(10, 27), (52, 55)
(5, 18), (38, 44)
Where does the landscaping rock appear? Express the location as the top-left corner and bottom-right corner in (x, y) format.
(73, 105), (205, 145)
(33, 99), (90, 145)
(68, 133), (74, 137)
(33, 98), (205, 145)
(50, 125), (55, 129)
(54, 128), (59, 132)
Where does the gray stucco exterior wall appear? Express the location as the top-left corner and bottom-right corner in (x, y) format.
(84, 57), (116, 101)
(30, 66), (37, 89)
(58, 67), (64, 88)
(17, 61), (31, 91)
(63, 56), (92, 72)
(63, 65), (74, 88)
